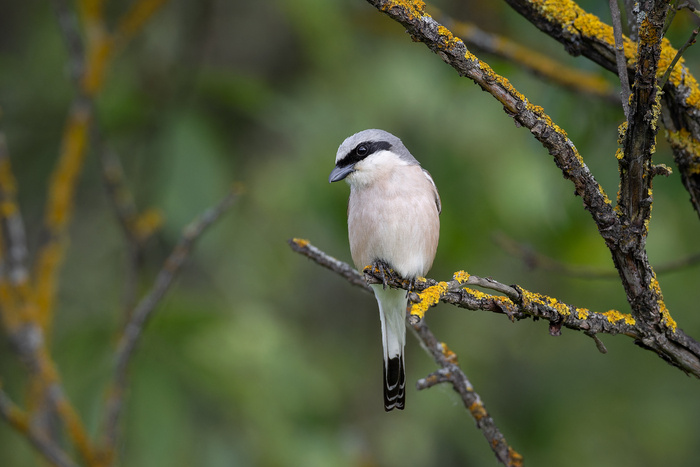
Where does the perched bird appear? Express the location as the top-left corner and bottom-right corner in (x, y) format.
(329, 129), (441, 411)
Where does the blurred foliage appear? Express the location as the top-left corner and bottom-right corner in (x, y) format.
(1, 0), (700, 466)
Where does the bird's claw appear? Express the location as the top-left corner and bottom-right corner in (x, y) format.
(373, 260), (391, 290)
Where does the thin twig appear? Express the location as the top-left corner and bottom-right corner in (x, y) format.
(100, 188), (239, 459)
(659, 28), (699, 89)
(610, 0), (632, 117)
(0, 133), (29, 286)
(49, 0), (85, 86)
(412, 326), (523, 467)
(0, 384), (79, 467)
(288, 238), (370, 290)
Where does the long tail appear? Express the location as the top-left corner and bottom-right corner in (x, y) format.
(372, 285), (407, 411)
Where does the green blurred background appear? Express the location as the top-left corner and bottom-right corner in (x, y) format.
(2, 0), (700, 466)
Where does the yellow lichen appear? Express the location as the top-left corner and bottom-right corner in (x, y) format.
(618, 121), (628, 144)
(601, 309), (636, 325)
(520, 288), (572, 316)
(411, 281), (449, 320)
(133, 208), (163, 241)
(576, 308), (590, 320)
(291, 238), (310, 248)
(437, 25), (461, 50)
(667, 129), (700, 175)
(381, 0), (427, 21)
(638, 17), (660, 46)
(649, 276), (677, 332)
(453, 270), (470, 284)
(468, 400), (488, 421)
(462, 286), (492, 301)
(531, 0), (700, 111)
(440, 341), (458, 363)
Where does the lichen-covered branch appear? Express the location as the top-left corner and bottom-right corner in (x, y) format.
(0, 385), (78, 467)
(289, 238), (521, 466)
(429, 6), (616, 100)
(504, 0), (700, 220)
(413, 326), (523, 467)
(290, 238), (700, 375)
(363, 0), (700, 379)
(365, 0), (619, 263)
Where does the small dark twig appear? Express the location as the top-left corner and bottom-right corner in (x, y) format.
(49, 0), (85, 86)
(610, 0), (632, 117)
(659, 27), (699, 89)
(0, 133), (29, 286)
(0, 385), (79, 467)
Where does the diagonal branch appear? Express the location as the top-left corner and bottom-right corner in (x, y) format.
(429, 6), (616, 101)
(504, 0), (700, 221)
(0, 384), (79, 467)
(413, 326), (523, 467)
(100, 188), (239, 462)
(365, 0), (619, 258)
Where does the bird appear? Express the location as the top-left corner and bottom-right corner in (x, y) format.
(329, 129), (441, 411)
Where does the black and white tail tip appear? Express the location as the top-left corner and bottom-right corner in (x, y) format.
(383, 355), (406, 411)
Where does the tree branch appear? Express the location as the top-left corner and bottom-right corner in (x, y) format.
(429, 6), (616, 101)
(412, 327), (523, 467)
(100, 188), (239, 462)
(290, 239), (700, 374)
(288, 238), (522, 466)
(503, 0), (700, 221)
(0, 384), (79, 467)
(363, 0), (700, 380)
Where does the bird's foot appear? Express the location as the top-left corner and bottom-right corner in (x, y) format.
(406, 277), (416, 298)
(372, 260), (392, 290)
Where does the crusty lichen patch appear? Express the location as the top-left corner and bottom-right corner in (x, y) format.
(411, 281), (449, 320)
(381, 0), (427, 21)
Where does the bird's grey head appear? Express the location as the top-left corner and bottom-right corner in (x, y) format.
(329, 129), (419, 183)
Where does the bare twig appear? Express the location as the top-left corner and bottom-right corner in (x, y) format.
(0, 385), (79, 467)
(100, 188), (239, 460)
(504, 0), (700, 222)
(289, 238), (380, 290)
(610, 0), (632, 117)
(49, 0), (85, 85)
(659, 28), (699, 89)
(0, 133), (29, 286)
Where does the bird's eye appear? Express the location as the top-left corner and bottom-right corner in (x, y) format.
(356, 144), (368, 156)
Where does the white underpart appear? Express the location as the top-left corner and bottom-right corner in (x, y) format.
(346, 150), (439, 278)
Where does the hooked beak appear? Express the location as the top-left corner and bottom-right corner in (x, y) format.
(329, 164), (355, 183)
